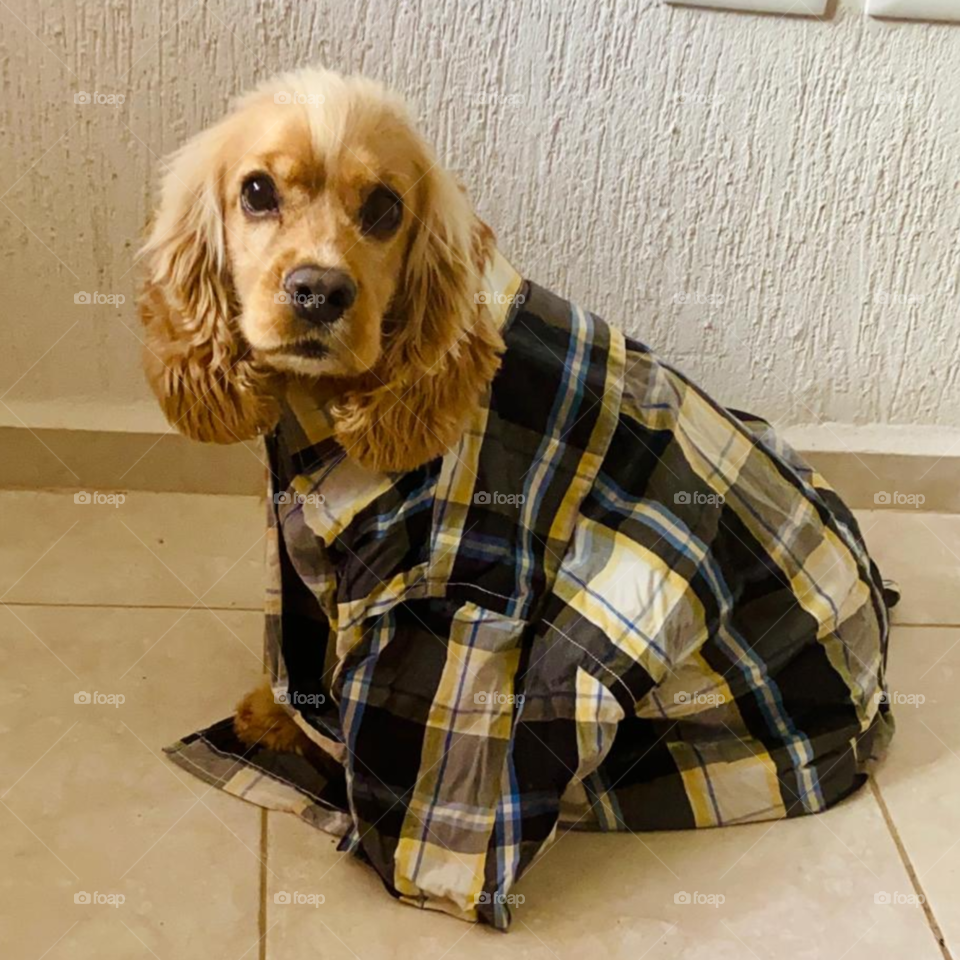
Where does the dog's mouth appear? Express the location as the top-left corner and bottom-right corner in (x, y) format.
(261, 340), (330, 360)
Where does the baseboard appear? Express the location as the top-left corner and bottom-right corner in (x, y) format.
(785, 423), (960, 513)
(1, 421), (957, 510)
(0, 425), (264, 496)
(799, 450), (958, 513)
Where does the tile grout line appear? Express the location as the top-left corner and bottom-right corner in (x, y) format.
(870, 779), (954, 960)
(259, 633), (270, 960)
(259, 808), (269, 960)
(891, 622), (960, 630)
(7, 597), (956, 628)
(0, 601), (262, 612)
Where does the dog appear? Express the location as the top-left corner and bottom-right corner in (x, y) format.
(142, 67), (894, 926)
(140, 68), (506, 757)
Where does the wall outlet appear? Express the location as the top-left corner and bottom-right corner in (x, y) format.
(867, 0), (960, 19)
(666, 0), (827, 15)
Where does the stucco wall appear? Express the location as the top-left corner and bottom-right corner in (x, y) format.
(1, 0), (958, 433)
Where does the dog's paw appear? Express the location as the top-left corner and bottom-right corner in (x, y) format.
(234, 682), (313, 754)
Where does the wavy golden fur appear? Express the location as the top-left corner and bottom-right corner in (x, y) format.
(139, 67), (502, 473)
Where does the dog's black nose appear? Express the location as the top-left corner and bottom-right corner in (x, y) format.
(283, 265), (357, 325)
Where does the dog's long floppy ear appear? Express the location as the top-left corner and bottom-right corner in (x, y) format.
(333, 161), (504, 473)
(138, 122), (279, 444)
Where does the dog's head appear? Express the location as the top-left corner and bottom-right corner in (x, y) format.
(139, 68), (501, 471)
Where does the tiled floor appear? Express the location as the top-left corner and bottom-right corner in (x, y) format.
(2, 489), (958, 959)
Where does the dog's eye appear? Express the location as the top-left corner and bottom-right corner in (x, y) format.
(359, 186), (402, 237)
(241, 174), (280, 215)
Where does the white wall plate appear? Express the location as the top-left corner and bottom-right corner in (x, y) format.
(666, 0), (827, 15)
(867, 0), (960, 19)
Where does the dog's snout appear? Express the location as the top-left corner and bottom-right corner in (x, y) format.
(283, 265), (357, 325)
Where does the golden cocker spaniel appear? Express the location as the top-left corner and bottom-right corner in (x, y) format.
(139, 67), (503, 753)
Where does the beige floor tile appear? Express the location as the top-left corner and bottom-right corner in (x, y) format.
(1, 490), (952, 957)
(265, 785), (940, 959)
(876, 626), (960, 953)
(0, 605), (266, 960)
(856, 509), (960, 625)
(0, 490), (264, 609)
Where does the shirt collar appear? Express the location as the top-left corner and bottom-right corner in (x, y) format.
(280, 248), (522, 455)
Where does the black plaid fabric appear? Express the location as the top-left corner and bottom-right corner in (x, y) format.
(166, 253), (895, 930)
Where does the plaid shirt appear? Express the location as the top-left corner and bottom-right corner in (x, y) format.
(167, 251), (894, 930)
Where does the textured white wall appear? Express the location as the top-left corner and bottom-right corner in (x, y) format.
(1, 0), (959, 432)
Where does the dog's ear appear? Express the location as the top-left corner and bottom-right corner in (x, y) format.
(138, 121), (279, 444)
(333, 161), (503, 472)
